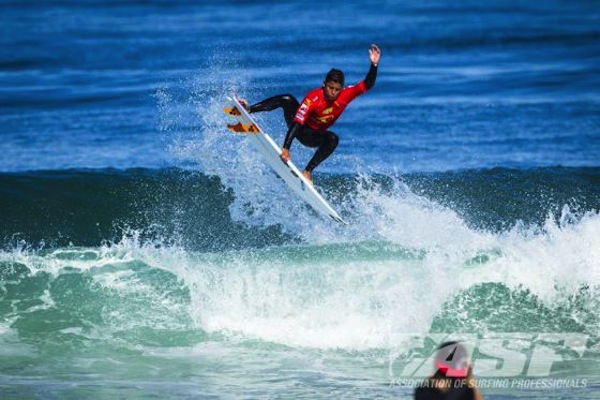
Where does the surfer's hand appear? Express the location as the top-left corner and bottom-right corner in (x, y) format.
(280, 148), (291, 163)
(369, 44), (381, 66)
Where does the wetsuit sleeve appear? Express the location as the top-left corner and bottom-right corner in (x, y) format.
(364, 63), (378, 90)
(248, 98), (278, 113)
(338, 64), (377, 104)
(283, 92), (315, 148)
(282, 122), (301, 150)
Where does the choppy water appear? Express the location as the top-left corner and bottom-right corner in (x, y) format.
(1, 0), (599, 398)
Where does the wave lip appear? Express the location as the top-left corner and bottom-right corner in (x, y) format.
(1, 205), (599, 352)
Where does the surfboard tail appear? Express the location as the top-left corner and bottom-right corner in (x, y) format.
(329, 214), (347, 224)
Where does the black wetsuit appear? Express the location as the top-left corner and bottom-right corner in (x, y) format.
(248, 63), (378, 173)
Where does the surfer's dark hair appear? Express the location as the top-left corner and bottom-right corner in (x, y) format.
(325, 68), (345, 86)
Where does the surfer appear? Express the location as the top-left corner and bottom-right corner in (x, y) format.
(240, 44), (381, 184)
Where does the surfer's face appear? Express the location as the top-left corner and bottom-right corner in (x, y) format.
(323, 81), (342, 101)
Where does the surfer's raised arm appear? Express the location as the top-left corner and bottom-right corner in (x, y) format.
(241, 44), (382, 185)
(364, 44), (380, 90)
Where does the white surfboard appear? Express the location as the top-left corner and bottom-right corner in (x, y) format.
(224, 94), (346, 224)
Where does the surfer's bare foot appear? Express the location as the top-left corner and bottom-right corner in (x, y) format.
(280, 148), (291, 163)
(302, 170), (313, 185)
(238, 99), (250, 111)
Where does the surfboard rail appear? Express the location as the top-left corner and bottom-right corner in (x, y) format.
(224, 95), (346, 224)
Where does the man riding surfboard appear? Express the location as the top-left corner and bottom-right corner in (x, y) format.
(240, 44), (381, 184)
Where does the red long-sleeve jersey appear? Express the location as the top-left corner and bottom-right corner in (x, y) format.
(293, 81), (367, 131)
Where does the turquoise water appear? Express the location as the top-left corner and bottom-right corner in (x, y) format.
(1, 169), (599, 398)
(1, 230), (599, 398)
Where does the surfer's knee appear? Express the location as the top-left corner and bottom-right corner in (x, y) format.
(328, 132), (339, 149)
(280, 94), (298, 103)
(280, 94), (299, 109)
(280, 94), (300, 127)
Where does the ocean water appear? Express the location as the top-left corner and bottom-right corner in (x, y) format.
(1, 1), (599, 399)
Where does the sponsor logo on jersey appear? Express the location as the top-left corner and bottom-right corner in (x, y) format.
(296, 103), (309, 122)
(315, 115), (335, 124)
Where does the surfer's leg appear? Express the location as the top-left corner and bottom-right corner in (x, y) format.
(249, 94), (300, 128)
(296, 130), (339, 172)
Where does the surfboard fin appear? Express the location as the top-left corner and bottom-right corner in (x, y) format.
(223, 106), (242, 116)
(227, 122), (260, 134)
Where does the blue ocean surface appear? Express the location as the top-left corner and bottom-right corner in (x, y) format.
(1, 1), (599, 399)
